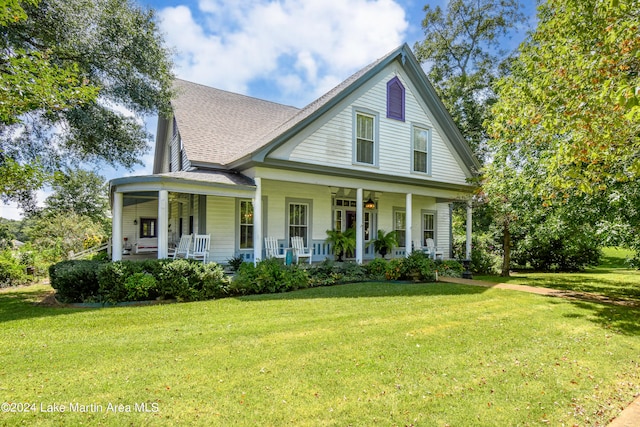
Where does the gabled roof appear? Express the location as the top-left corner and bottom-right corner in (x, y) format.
(171, 80), (299, 166)
(167, 44), (480, 174)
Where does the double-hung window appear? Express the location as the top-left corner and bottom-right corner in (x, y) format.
(289, 202), (309, 246)
(239, 200), (254, 249)
(355, 112), (376, 165)
(422, 212), (435, 245)
(413, 126), (431, 174)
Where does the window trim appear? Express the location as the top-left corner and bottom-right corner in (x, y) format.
(411, 124), (432, 175)
(352, 108), (379, 167)
(238, 199), (254, 249)
(139, 218), (157, 238)
(386, 76), (405, 121)
(421, 210), (437, 247)
(285, 198), (313, 247)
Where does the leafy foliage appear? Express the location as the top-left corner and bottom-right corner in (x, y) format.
(325, 228), (356, 261)
(367, 229), (398, 259)
(1, 0), (174, 208)
(488, 0), (640, 196)
(414, 0), (526, 161)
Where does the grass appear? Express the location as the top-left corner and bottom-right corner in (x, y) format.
(476, 247), (640, 303)
(0, 280), (639, 426)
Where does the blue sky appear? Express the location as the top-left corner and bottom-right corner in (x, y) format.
(0, 0), (537, 220)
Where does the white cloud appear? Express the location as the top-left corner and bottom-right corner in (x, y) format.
(158, 0), (408, 105)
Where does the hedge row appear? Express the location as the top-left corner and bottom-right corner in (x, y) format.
(49, 253), (463, 303)
(49, 259), (229, 303)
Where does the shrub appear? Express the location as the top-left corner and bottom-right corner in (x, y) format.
(385, 258), (405, 280)
(195, 262), (229, 299)
(364, 258), (388, 281)
(336, 262), (367, 282)
(232, 258), (309, 294)
(157, 260), (201, 301)
(49, 260), (105, 303)
(307, 259), (337, 287)
(404, 251), (436, 282)
(0, 250), (28, 287)
(435, 260), (463, 278)
(124, 273), (157, 301)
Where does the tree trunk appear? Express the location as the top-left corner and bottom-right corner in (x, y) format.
(501, 222), (511, 277)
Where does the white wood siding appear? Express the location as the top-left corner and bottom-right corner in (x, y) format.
(437, 202), (451, 258)
(206, 196), (235, 264)
(122, 200), (157, 244)
(269, 63), (469, 186)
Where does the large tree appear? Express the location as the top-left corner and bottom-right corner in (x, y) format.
(489, 0), (639, 196)
(43, 169), (109, 223)
(413, 0), (526, 161)
(1, 0), (173, 211)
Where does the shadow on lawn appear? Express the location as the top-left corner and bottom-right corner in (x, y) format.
(568, 300), (640, 336)
(0, 286), (94, 323)
(236, 281), (489, 302)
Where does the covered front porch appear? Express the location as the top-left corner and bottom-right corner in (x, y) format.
(110, 173), (474, 265)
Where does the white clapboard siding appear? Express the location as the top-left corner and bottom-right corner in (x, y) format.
(270, 63), (469, 186)
(206, 196), (235, 264)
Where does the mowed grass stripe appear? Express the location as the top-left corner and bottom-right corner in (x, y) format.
(1, 282), (638, 426)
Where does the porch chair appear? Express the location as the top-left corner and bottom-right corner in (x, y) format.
(264, 236), (286, 260)
(171, 234), (192, 259)
(291, 236), (313, 264)
(425, 238), (444, 260)
(188, 234), (211, 263)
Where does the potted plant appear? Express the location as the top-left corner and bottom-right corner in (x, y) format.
(368, 229), (398, 259)
(325, 228), (356, 262)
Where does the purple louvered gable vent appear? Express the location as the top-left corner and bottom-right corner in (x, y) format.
(387, 76), (405, 121)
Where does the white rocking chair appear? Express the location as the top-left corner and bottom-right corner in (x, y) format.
(171, 234), (192, 259)
(425, 238), (444, 260)
(188, 234), (210, 263)
(264, 236), (285, 260)
(291, 236), (313, 264)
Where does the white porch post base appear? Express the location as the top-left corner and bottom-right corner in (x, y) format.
(405, 193), (412, 257)
(158, 190), (169, 259)
(356, 188), (364, 264)
(253, 177), (263, 265)
(112, 192), (123, 261)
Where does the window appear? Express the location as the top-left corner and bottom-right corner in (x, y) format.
(140, 218), (157, 238)
(289, 203), (309, 245)
(423, 212), (435, 245)
(355, 112), (375, 164)
(387, 77), (405, 121)
(413, 126), (431, 174)
(394, 210), (406, 248)
(239, 200), (253, 249)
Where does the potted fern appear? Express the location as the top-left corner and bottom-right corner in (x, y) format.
(368, 229), (398, 259)
(325, 228), (356, 262)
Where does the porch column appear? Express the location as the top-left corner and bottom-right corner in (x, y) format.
(253, 177), (263, 265)
(356, 188), (364, 264)
(466, 201), (473, 259)
(158, 190), (169, 259)
(405, 193), (412, 257)
(112, 191), (123, 261)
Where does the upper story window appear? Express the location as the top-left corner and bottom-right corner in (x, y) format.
(386, 76), (405, 121)
(355, 111), (376, 165)
(413, 126), (431, 174)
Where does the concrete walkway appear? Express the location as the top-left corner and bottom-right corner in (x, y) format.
(438, 276), (640, 426)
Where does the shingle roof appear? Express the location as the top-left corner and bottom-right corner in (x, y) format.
(171, 46), (398, 167)
(171, 80), (299, 166)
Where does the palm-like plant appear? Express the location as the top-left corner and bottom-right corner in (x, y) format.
(368, 229), (398, 259)
(325, 228), (356, 262)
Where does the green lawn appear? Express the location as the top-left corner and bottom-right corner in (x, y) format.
(1, 280), (639, 426)
(476, 247), (640, 303)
